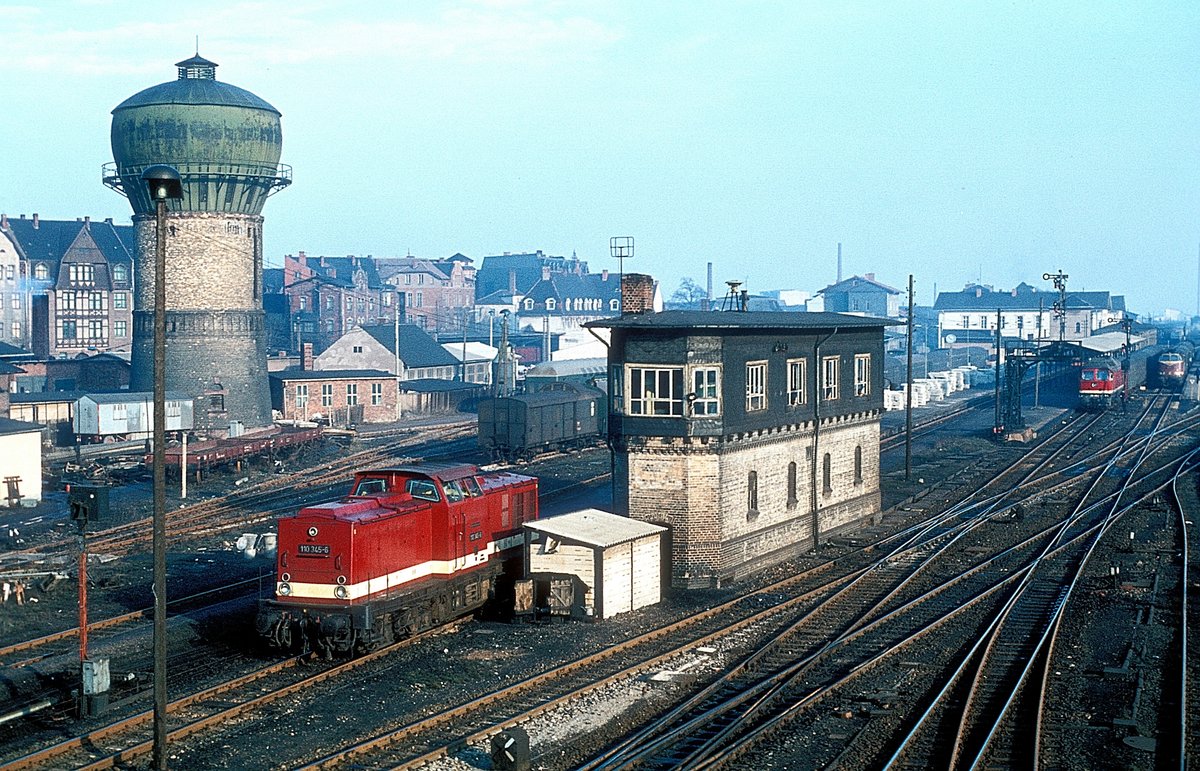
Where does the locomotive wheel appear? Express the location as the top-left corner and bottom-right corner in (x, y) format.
(271, 619), (293, 650)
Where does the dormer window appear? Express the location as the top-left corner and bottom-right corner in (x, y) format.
(112, 264), (128, 283)
(33, 263), (49, 281)
(524, 298), (534, 310)
(546, 299), (556, 311)
(610, 299), (619, 311)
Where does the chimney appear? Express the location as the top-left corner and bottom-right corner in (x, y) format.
(84, 216), (90, 228)
(104, 217), (113, 225)
(621, 273), (655, 314)
(32, 213), (39, 229)
(705, 262), (713, 312)
(1, 214), (7, 229)
(508, 269), (517, 294)
(601, 269), (609, 281)
(865, 272), (874, 281)
(301, 342), (314, 371)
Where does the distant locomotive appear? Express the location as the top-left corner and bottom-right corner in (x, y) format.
(256, 463), (538, 656)
(1154, 342), (1193, 391)
(1078, 346), (1158, 410)
(477, 382), (606, 462)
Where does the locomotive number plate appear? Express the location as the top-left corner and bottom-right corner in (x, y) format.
(298, 544), (331, 556)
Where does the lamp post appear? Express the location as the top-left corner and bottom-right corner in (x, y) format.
(142, 164), (181, 771)
(609, 236), (634, 313)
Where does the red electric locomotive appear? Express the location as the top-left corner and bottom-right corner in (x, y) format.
(256, 463), (538, 656)
(1078, 357), (1126, 410)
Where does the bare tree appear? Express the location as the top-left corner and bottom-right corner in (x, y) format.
(670, 277), (708, 307)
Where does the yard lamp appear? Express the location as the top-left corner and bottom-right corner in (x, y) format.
(142, 163), (181, 771)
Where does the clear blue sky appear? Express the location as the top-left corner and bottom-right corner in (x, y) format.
(3, 1), (1197, 315)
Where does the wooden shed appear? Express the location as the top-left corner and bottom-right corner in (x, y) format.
(522, 509), (666, 620)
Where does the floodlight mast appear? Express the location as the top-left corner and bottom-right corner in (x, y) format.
(142, 164), (182, 771)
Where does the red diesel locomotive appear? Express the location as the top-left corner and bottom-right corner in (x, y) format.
(256, 463), (538, 656)
(1078, 357), (1126, 410)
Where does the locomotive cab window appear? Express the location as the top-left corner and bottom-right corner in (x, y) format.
(463, 477), (482, 497)
(354, 478), (388, 495)
(406, 479), (440, 501)
(444, 480), (467, 502)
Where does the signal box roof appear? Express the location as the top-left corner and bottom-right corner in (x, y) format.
(587, 310), (893, 331)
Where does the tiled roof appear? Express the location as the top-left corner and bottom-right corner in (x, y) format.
(360, 324), (460, 368)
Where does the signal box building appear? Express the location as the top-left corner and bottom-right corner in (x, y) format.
(587, 310), (890, 589)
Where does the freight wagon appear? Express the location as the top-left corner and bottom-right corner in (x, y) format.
(477, 382), (606, 462)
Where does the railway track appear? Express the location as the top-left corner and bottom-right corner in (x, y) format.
(0, 621), (470, 770)
(238, 400), (1192, 769)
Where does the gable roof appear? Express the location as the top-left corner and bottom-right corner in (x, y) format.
(2, 217), (133, 281)
(299, 255), (385, 290)
(360, 324), (460, 368)
(820, 275), (900, 295)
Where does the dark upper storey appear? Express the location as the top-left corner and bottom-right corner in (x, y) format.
(586, 311), (890, 439)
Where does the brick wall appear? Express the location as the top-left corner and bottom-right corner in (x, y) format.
(131, 211), (272, 433)
(275, 375), (397, 424)
(621, 413), (881, 588)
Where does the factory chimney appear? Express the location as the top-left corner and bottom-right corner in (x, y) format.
(837, 242), (842, 283)
(704, 262), (712, 312)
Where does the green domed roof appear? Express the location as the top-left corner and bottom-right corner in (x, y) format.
(112, 55), (280, 115)
(105, 55), (290, 216)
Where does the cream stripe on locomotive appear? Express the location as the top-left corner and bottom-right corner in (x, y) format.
(279, 533), (525, 601)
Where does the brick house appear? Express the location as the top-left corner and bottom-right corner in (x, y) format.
(587, 308), (890, 589)
(270, 368), (397, 425)
(279, 253), (398, 354)
(0, 213), (135, 357)
(376, 254), (476, 333)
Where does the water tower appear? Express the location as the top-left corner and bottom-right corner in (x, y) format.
(104, 55), (290, 433)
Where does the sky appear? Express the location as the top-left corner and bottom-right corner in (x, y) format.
(3, 1), (1198, 315)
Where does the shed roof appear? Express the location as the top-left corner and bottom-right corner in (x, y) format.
(400, 378), (486, 393)
(0, 417), (44, 436)
(80, 391), (191, 404)
(1080, 332), (1145, 355)
(272, 369), (395, 382)
(525, 508), (665, 548)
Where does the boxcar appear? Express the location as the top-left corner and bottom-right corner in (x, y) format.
(478, 382), (606, 462)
